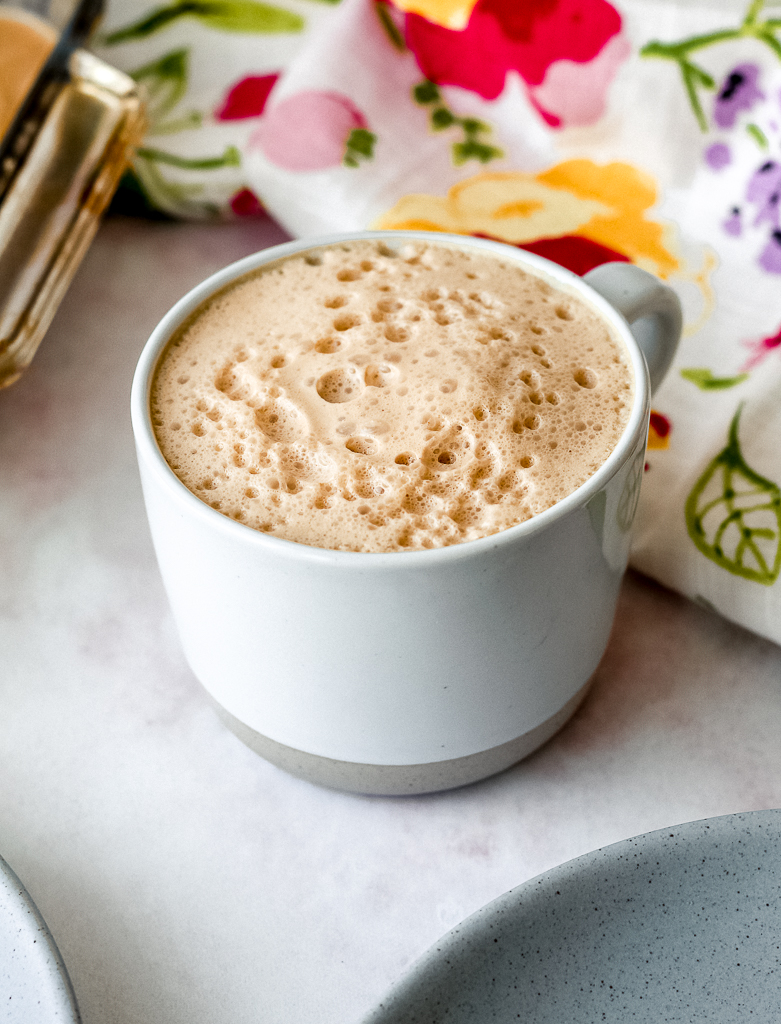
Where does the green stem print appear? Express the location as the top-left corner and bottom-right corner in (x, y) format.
(680, 368), (750, 390)
(131, 145), (240, 218)
(685, 405), (781, 585)
(102, 0), (303, 44)
(122, 49), (244, 216)
(375, 0), (405, 51)
(640, 0), (781, 130)
(131, 153), (219, 218)
(746, 122), (769, 147)
(136, 144), (241, 170)
(129, 49), (203, 135)
(413, 81), (503, 166)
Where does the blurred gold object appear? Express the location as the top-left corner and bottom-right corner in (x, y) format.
(0, 3), (144, 388)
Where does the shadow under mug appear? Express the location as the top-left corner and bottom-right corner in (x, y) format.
(131, 231), (681, 795)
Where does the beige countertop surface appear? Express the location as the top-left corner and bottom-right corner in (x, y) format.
(1, 214), (780, 1024)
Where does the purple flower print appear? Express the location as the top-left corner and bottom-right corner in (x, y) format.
(746, 160), (781, 229)
(759, 231), (781, 274)
(706, 142), (731, 170)
(723, 206), (742, 236)
(713, 63), (764, 129)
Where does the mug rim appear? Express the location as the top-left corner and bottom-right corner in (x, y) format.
(131, 230), (651, 568)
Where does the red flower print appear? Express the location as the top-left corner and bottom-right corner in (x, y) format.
(741, 322), (781, 371)
(647, 411), (671, 451)
(474, 232), (630, 274)
(399, 0), (625, 126)
(216, 74), (280, 121)
(516, 234), (630, 275)
(230, 188), (264, 217)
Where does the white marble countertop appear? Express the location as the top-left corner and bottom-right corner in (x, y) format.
(2, 215), (781, 1024)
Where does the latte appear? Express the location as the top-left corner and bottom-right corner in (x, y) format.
(151, 240), (633, 552)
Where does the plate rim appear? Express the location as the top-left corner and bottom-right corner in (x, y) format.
(359, 808), (781, 1023)
(0, 853), (82, 1023)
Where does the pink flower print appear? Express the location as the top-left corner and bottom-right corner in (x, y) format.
(528, 32), (631, 128)
(759, 230), (781, 274)
(216, 74), (280, 120)
(713, 64), (764, 129)
(741, 322), (781, 370)
(248, 91), (370, 171)
(747, 160), (781, 229)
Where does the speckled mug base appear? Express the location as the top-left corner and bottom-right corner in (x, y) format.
(207, 681), (590, 795)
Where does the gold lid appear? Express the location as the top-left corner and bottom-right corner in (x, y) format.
(0, 2), (144, 387)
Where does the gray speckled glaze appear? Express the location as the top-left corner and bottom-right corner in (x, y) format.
(360, 810), (781, 1023)
(0, 855), (81, 1023)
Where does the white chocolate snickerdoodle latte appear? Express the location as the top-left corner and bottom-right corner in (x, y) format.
(151, 240), (633, 552)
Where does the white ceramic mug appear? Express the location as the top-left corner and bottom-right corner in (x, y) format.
(131, 231), (681, 795)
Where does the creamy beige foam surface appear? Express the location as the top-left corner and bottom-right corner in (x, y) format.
(151, 240), (633, 552)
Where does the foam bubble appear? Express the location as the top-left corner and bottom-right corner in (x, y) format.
(315, 337), (341, 354)
(316, 367), (363, 403)
(255, 398), (306, 440)
(574, 368), (598, 389)
(334, 314), (360, 332)
(346, 436), (378, 455)
(365, 364), (397, 388)
(385, 325), (410, 343)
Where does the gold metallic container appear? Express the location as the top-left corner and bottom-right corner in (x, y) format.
(0, 1), (144, 387)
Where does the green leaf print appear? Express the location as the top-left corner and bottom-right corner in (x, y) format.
(343, 128), (376, 168)
(131, 157), (220, 219)
(452, 137), (504, 166)
(102, 0), (303, 44)
(412, 80), (503, 167)
(680, 368), (749, 390)
(685, 405), (781, 585)
(130, 49), (190, 122)
(413, 80), (440, 105)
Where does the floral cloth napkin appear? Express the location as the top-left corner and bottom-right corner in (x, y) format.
(97, 0), (781, 646)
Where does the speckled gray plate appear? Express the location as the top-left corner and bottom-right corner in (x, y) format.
(361, 810), (781, 1023)
(0, 854), (81, 1023)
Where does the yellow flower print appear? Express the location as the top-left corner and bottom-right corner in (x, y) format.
(387, 0), (478, 30)
(374, 160), (682, 279)
(537, 161), (680, 277)
(376, 172), (611, 243)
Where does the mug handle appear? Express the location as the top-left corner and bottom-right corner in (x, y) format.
(583, 263), (682, 394)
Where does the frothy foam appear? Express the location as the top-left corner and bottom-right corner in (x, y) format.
(151, 240), (633, 552)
